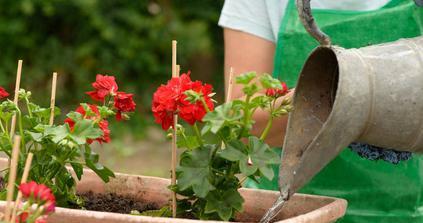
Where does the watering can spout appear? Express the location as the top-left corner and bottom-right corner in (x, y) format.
(278, 46), (371, 196)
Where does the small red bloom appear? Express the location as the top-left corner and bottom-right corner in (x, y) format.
(114, 92), (136, 121)
(86, 74), (118, 101)
(266, 82), (289, 98)
(19, 181), (56, 214)
(17, 212), (29, 222)
(0, 87), (9, 99)
(64, 104), (110, 144)
(178, 81), (214, 125)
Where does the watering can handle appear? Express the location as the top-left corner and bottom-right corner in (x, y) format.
(297, 0), (422, 45)
(295, 0), (331, 46)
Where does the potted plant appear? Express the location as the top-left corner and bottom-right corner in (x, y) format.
(0, 58), (346, 222)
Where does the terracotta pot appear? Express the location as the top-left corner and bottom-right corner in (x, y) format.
(0, 158), (347, 222)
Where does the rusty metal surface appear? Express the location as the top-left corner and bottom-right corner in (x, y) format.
(261, 36), (423, 223)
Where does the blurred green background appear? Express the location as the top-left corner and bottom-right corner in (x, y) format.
(0, 0), (224, 177)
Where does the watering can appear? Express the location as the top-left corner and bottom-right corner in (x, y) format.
(260, 0), (423, 222)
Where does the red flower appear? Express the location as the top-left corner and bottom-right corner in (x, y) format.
(17, 212), (29, 222)
(114, 92), (136, 121)
(86, 74), (118, 101)
(19, 181), (56, 214)
(266, 82), (289, 98)
(0, 87), (9, 99)
(64, 104), (110, 144)
(152, 72), (215, 130)
(178, 81), (214, 125)
(89, 120), (110, 144)
(152, 73), (192, 130)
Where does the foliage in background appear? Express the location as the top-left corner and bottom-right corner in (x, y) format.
(0, 0), (224, 137)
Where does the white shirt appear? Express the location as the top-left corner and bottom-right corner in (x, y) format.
(218, 0), (392, 42)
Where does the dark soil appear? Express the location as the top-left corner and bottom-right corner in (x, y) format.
(79, 191), (159, 214)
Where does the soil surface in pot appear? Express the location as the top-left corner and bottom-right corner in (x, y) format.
(79, 191), (159, 214)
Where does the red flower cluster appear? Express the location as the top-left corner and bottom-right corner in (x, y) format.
(152, 73), (214, 130)
(0, 87), (9, 99)
(19, 181), (56, 214)
(114, 92), (136, 121)
(86, 74), (118, 101)
(265, 82), (289, 98)
(17, 212), (47, 223)
(64, 104), (110, 143)
(86, 74), (136, 121)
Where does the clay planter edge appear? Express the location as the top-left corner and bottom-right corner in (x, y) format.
(0, 158), (347, 222)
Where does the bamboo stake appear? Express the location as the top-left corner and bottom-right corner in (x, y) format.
(4, 136), (21, 222)
(171, 40), (178, 218)
(221, 67), (234, 150)
(10, 60), (23, 138)
(49, 72), (58, 125)
(176, 65), (180, 76)
(226, 67), (234, 102)
(10, 152), (33, 223)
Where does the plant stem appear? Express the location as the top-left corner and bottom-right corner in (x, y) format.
(17, 110), (26, 147)
(0, 118), (5, 133)
(238, 95), (251, 139)
(260, 117), (273, 140)
(239, 176), (248, 186)
(199, 98), (211, 113)
(260, 99), (276, 140)
(193, 123), (203, 146)
(25, 97), (32, 118)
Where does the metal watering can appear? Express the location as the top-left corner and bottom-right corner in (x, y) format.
(260, 0), (423, 222)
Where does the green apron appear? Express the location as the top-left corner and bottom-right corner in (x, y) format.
(246, 0), (423, 222)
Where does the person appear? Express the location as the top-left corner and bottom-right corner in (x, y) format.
(218, 0), (423, 222)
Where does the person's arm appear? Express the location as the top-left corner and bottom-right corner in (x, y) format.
(224, 28), (290, 147)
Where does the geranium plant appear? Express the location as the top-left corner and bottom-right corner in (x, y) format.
(0, 74), (136, 207)
(152, 71), (292, 221)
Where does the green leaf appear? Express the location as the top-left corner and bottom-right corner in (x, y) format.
(71, 163), (83, 180)
(98, 106), (115, 119)
(259, 74), (282, 89)
(235, 72), (256, 85)
(242, 83), (259, 96)
(133, 206), (172, 217)
(45, 125), (71, 143)
(202, 102), (242, 134)
(177, 145), (216, 198)
(70, 119), (103, 144)
(177, 136), (200, 150)
(85, 159), (115, 182)
(66, 111), (83, 122)
(220, 137), (279, 180)
(27, 131), (43, 142)
(250, 95), (271, 109)
(83, 146), (115, 182)
(204, 189), (244, 221)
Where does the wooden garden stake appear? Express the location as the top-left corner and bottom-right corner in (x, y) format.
(221, 67), (234, 150)
(10, 60), (23, 138)
(226, 67), (234, 102)
(171, 40), (178, 218)
(10, 152), (34, 223)
(49, 72), (58, 125)
(176, 65), (180, 76)
(4, 136), (21, 222)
